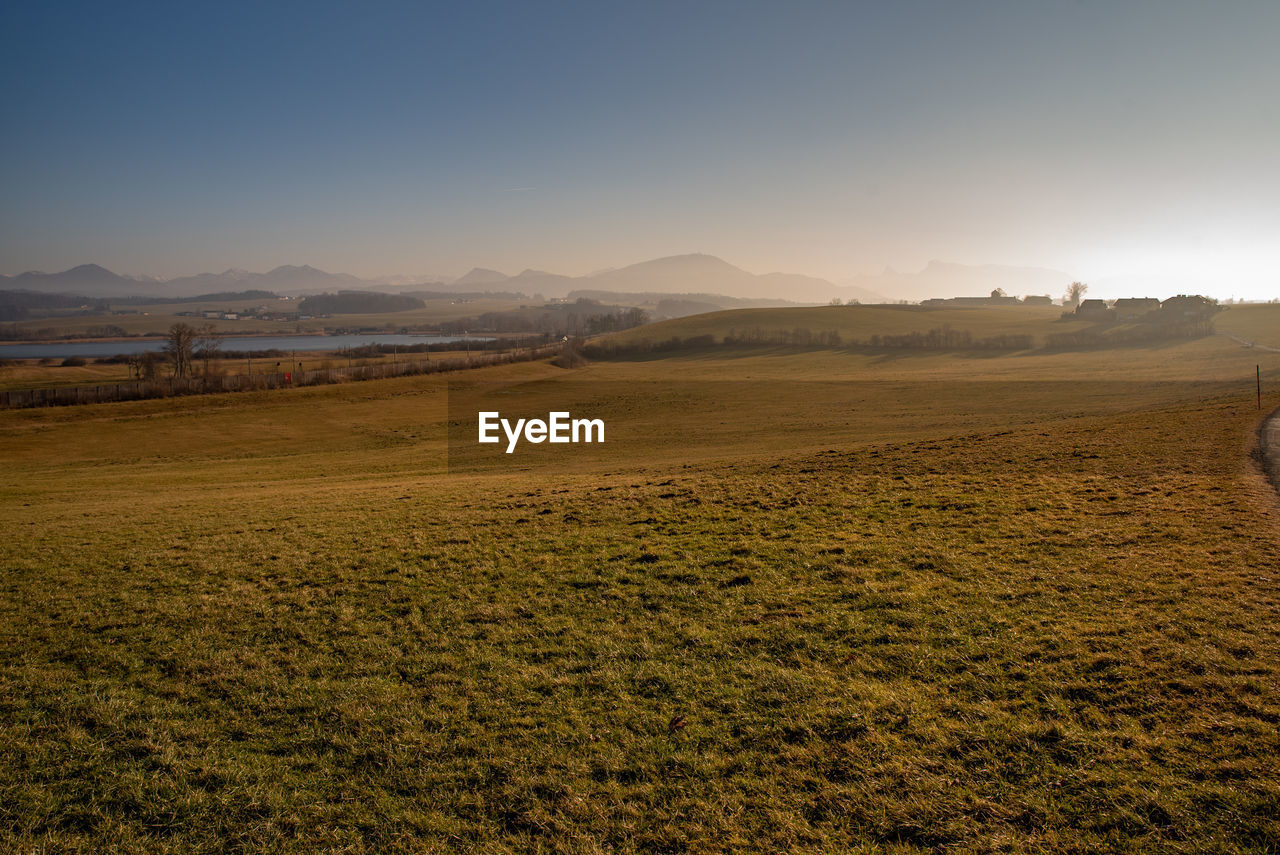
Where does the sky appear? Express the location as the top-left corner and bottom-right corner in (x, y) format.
(2, 0), (1277, 300)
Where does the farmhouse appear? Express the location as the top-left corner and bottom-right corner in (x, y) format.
(1113, 298), (1160, 319)
(1161, 294), (1218, 318)
(1075, 299), (1112, 319)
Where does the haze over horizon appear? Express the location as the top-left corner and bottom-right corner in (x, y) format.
(3, 1), (1277, 301)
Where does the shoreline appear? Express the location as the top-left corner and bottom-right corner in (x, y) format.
(0, 330), (458, 347)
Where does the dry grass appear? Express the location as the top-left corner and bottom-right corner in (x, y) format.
(2, 314), (1280, 852)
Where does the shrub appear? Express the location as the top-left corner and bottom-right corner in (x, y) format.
(551, 346), (588, 369)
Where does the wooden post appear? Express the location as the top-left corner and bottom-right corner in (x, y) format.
(1259, 365), (1262, 410)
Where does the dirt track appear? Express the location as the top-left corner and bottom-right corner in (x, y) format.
(1261, 405), (1280, 495)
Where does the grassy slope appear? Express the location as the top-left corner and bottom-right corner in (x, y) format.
(604, 302), (1280, 350)
(2, 315), (1280, 852)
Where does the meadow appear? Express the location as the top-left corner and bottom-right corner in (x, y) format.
(2, 304), (1279, 852)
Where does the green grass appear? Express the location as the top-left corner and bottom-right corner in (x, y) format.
(2, 313), (1280, 852)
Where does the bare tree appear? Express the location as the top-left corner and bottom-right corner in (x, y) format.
(129, 352), (161, 380)
(1064, 281), (1088, 308)
(194, 323), (222, 376)
(165, 322), (196, 378)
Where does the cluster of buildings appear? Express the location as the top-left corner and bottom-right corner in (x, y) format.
(175, 306), (318, 322)
(915, 292), (1218, 324)
(1073, 295), (1214, 321)
(920, 291), (1054, 307)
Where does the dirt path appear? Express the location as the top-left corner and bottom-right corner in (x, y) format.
(1261, 406), (1280, 496)
(1222, 332), (1280, 353)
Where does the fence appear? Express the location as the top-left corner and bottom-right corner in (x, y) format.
(0, 344), (562, 409)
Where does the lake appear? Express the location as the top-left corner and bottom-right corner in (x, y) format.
(0, 334), (494, 360)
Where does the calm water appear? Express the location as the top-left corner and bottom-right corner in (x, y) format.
(0, 334), (492, 360)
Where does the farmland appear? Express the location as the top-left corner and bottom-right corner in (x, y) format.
(2, 304), (1279, 852)
(0, 294), (531, 340)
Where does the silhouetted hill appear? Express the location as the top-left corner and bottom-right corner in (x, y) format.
(453, 268), (510, 287)
(509, 269), (577, 296)
(2, 264), (163, 298)
(162, 269), (259, 295)
(164, 264), (360, 296)
(5, 263), (368, 299)
(3, 255), (886, 303)
(585, 254), (879, 303)
(257, 265), (363, 291)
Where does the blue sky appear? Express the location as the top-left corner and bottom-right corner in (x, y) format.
(2, 0), (1277, 298)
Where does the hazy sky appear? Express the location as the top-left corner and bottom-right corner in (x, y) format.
(3, 1), (1277, 299)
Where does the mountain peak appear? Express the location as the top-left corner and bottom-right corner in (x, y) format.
(453, 268), (510, 286)
(266, 264), (319, 274)
(586, 253), (837, 301)
(3, 254), (852, 302)
(8, 263), (160, 297)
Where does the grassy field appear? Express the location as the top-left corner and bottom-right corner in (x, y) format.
(603, 302), (1280, 352)
(2, 309), (1280, 852)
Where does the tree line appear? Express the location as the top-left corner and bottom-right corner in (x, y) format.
(0, 291), (110, 322)
(439, 299), (649, 337)
(584, 325), (1034, 357)
(297, 292), (425, 315)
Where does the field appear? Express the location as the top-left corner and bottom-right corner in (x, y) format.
(2, 305), (1280, 852)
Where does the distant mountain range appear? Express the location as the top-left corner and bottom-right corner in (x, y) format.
(442, 255), (887, 304)
(0, 263), (365, 299)
(1, 255), (1075, 304)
